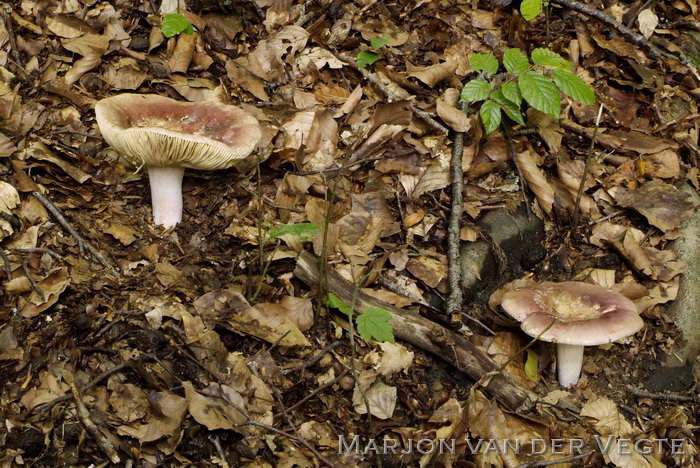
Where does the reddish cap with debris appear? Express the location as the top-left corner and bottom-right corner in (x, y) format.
(500, 282), (643, 346)
(95, 93), (261, 171)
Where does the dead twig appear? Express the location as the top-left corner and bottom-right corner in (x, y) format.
(572, 104), (604, 232)
(283, 369), (349, 414)
(50, 130), (103, 140)
(2, 4), (28, 80)
(11, 248), (62, 259)
(35, 363), (127, 413)
(446, 103), (467, 324)
(0, 249), (11, 280)
(627, 386), (699, 403)
(337, 54), (450, 134)
(31, 191), (116, 273)
(283, 341), (342, 374)
(502, 120), (531, 218)
(22, 260), (44, 301)
(294, 251), (537, 411)
(551, 0), (700, 82)
(63, 370), (121, 464)
(294, 149), (416, 176)
(516, 451), (595, 468)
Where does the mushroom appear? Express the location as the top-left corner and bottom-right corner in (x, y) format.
(95, 94), (261, 227)
(498, 281), (643, 387)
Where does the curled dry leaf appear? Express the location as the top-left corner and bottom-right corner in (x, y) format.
(637, 9), (659, 39)
(117, 391), (188, 442)
(375, 342), (414, 376)
(0, 326), (22, 360)
(20, 267), (71, 318)
(407, 60), (458, 87)
(62, 34), (109, 84)
(168, 32), (198, 74)
(183, 381), (248, 432)
(618, 180), (696, 231)
(406, 255), (446, 289)
(436, 98), (471, 132)
(353, 379), (397, 420)
(642, 150), (680, 179)
(0, 181), (20, 213)
(515, 148), (555, 215)
(580, 396), (634, 437)
(0, 133), (16, 156)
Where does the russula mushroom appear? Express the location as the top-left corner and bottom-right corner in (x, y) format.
(95, 94), (261, 227)
(498, 282), (643, 387)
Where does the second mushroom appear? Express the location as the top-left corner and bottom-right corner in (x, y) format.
(497, 281), (644, 388)
(96, 94), (262, 228)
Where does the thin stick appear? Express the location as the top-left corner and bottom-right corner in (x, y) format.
(337, 54), (450, 134)
(50, 130), (103, 140)
(0, 249), (11, 280)
(283, 341), (342, 374)
(31, 191), (116, 272)
(502, 121), (531, 218)
(627, 386), (698, 403)
(294, 149), (416, 176)
(22, 260), (44, 301)
(446, 106), (466, 321)
(11, 248), (63, 259)
(572, 104), (604, 231)
(64, 370), (121, 464)
(516, 451), (595, 468)
(551, 0), (700, 82)
(34, 363), (127, 412)
(2, 5), (28, 80)
(283, 369), (349, 414)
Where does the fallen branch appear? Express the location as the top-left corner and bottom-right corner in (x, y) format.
(293, 251), (537, 411)
(551, 0), (700, 82)
(445, 108), (466, 323)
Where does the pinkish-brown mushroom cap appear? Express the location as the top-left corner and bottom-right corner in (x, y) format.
(500, 282), (643, 346)
(95, 94), (261, 170)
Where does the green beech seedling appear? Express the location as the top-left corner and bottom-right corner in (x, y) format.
(520, 0), (547, 21)
(357, 34), (390, 69)
(161, 13), (194, 37)
(461, 48), (595, 133)
(327, 293), (395, 343)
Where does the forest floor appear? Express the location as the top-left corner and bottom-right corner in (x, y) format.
(0, 0), (699, 466)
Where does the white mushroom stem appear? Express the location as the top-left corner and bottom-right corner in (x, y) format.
(147, 165), (185, 228)
(556, 343), (585, 388)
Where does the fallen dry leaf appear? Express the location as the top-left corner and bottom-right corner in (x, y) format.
(618, 180), (696, 231)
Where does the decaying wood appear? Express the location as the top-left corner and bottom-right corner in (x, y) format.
(293, 251), (537, 412)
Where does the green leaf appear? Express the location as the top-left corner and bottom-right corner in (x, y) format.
(470, 53), (499, 76)
(370, 34), (389, 50)
(491, 89), (525, 125)
(531, 48), (573, 70)
(357, 307), (395, 343)
(524, 349), (539, 381)
(327, 293), (352, 316)
(519, 72), (560, 120)
(551, 69), (595, 105)
(479, 100), (502, 134)
(460, 79), (491, 103)
(161, 13), (194, 37)
(520, 0), (543, 21)
(503, 48), (530, 75)
(501, 81), (522, 105)
(268, 222), (320, 241)
(357, 51), (381, 69)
